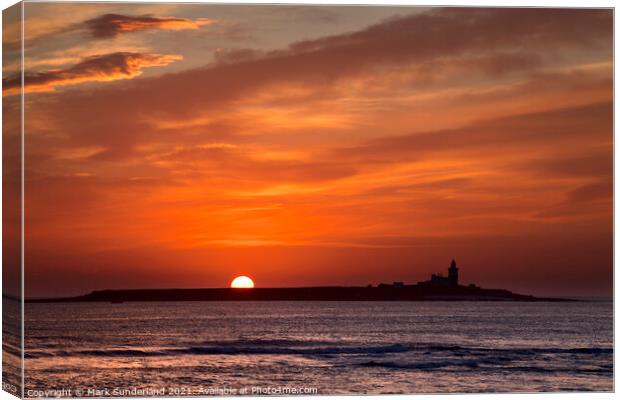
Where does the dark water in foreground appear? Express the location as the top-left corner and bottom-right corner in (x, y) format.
(21, 301), (612, 395)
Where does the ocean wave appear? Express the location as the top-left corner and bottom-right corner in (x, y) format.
(357, 360), (613, 374)
(24, 340), (613, 360)
(27, 343), (413, 358)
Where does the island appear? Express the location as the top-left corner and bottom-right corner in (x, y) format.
(26, 260), (573, 302)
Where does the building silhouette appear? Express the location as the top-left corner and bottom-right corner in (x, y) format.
(418, 259), (460, 287)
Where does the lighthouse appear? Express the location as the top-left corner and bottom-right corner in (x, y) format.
(417, 259), (462, 287)
(448, 259), (459, 286)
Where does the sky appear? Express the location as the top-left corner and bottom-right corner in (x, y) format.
(3, 4), (612, 298)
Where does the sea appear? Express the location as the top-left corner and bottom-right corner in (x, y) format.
(14, 301), (614, 395)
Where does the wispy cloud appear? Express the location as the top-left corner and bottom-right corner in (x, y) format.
(84, 13), (213, 38)
(3, 52), (182, 95)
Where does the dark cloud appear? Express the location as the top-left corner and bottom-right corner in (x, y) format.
(567, 182), (612, 203)
(336, 102), (612, 163)
(536, 181), (612, 219)
(3, 52), (181, 95)
(520, 152), (612, 179)
(281, 7), (610, 71)
(83, 13), (212, 38)
(42, 8), (612, 113)
(20, 7), (610, 162)
(20, 9), (613, 191)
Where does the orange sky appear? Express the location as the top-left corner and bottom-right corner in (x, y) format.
(4, 5), (612, 297)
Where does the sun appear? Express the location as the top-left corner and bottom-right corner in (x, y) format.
(230, 276), (255, 288)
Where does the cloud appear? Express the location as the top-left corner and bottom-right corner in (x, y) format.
(17, 7), (613, 298)
(280, 7), (610, 70)
(84, 13), (213, 38)
(39, 8), (609, 117)
(153, 145), (358, 183)
(3, 52), (182, 95)
(567, 182), (612, 203)
(19, 8), (613, 169)
(519, 152), (612, 179)
(536, 180), (612, 219)
(335, 102), (612, 164)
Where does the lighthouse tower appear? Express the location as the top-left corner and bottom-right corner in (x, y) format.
(448, 259), (459, 286)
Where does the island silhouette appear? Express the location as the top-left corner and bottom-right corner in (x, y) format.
(27, 260), (573, 303)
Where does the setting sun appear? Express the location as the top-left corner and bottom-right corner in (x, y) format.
(230, 276), (255, 289)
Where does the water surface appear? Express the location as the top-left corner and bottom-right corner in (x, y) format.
(25, 301), (613, 395)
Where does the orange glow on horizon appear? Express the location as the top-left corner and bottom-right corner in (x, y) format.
(13, 5), (612, 298)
